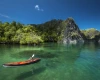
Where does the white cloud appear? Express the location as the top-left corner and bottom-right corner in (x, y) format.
(0, 13), (11, 19)
(35, 5), (40, 10)
(35, 5), (44, 11)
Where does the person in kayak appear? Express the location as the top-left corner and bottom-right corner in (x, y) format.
(29, 54), (35, 60)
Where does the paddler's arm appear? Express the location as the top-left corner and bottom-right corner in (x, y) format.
(29, 54), (35, 60)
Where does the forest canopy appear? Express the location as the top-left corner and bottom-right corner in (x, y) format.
(0, 21), (43, 44)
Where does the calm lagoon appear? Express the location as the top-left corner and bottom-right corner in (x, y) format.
(0, 43), (100, 80)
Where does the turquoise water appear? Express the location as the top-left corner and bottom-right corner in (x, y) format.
(0, 43), (100, 80)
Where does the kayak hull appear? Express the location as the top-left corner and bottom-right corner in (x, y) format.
(3, 58), (41, 67)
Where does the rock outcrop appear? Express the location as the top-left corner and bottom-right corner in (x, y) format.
(59, 17), (84, 44)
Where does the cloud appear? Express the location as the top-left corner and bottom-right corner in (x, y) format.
(0, 13), (11, 19)
(35, 5), (40, 10)
(35, 5), (44, 11)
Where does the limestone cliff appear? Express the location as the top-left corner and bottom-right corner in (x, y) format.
(59, 17), (84, 44)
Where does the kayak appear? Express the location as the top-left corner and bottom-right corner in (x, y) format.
(3, 58), (41, 67)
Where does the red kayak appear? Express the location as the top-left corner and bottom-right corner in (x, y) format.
(3, 58), (41, 67)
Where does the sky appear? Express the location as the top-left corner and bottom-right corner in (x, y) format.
(0, 0), (100, 30)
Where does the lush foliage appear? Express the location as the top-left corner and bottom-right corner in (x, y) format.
(34, 19), (63, 42)
(81, 28), (100, 40)
(0, 21), (43, 44)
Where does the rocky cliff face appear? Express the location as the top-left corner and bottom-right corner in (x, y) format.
(59, 18), (84, 44)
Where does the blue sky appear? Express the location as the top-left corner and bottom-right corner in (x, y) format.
(0, 0), (100, 30)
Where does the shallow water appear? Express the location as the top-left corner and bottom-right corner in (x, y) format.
(0, 43), (100, 80)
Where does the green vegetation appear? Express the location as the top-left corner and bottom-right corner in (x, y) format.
(0, 21), (43, 44)
(34, 19), (63, 42)
(81, 28), (100, 40)
(0, 19), (100, 45)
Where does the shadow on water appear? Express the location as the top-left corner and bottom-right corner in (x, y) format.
(10, 50), (58, 59)
(37, 52), (58, 58)
(16, 67), (46, 80)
